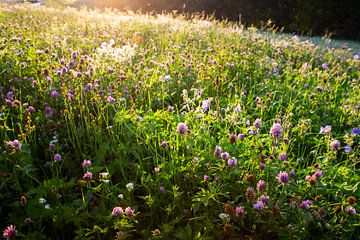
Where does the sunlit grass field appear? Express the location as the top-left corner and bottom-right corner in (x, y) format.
(0, 3), (359, 239)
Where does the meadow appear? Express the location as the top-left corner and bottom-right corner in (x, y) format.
(0, 3), (359, 239)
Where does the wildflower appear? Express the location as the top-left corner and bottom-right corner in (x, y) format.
(321, 63), (328, 69)
(238, 134), (245, 141)
(168, 106), (174, 112)
(164, 75), (171, 82)
(107, 96), (115, 104)
(39, 198), (46, 204)
(219, 213), (230, 220)
(177, 122), (188, 134)
(44, 204), (51, 209)
(202, 99), (211, 112)
(159, 186), (166, 193)
(270, 123), (282, 138)
(154, 167), (160, 173)
(99, 172), (109, 179)
(50, 90), (60, 98)
(83, 172), (93, 181)
(227, 157), (237, 166)
(2, 225), (16, 239)
(276, 171), (289, 184)
(300, 200), (312, 210)
(54, 153), (62, 162)
(45, 106), (52, 119)
(234, 104), (241, 113)
(320, 125), (331, 133)
(126, 183), (134, 191)
(229, 133), (236, 144)
(204, 175), (210, 182)
(259, 194), (269, 205)
(235, 206), (245, 217)
(253, 201), (265, 211)
(279, 152), (286, 161)
(125, 207), (135, 218)
(213, 145), (222, 158)
(306, 175), (318, 186)
(117, 194), (124, 199)
(345, 206), (357, 215)
(246, 187), (255, 201)
(256, 180), (266, 191)
(259, 163), (266, 170)
(313, 170), (323, 180)
(160, 141), (168, 148)
(344, 145), (351, 153)
(221, 152), (229, 160)
(352, 127), (360, 135)
(82, 160), (92, 168)
(26, 106), (35, 112)
(289, 170), (296, 177)
(253, 118), (262, 128)
(330, 139), (340, 149)
(193, 157), (199, 164)
(112, 207), (123, 216)
(273, 67), (279, 74)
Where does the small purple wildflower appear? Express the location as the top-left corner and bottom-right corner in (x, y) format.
(83, 172), (93, 181)
(299, 200), (312, 210)
(125, 207), (135, 218)
(259, 163), (266, 170)
(289, 170), (296, 177)
(177, 122), (188, 134)
(107, 96), (115, 104)
(54, 153), (62, 162)
(50, 90), (60, 98)
(316, 86), (324, 92)
(270, 123), (282, 138)
(154, 167), (160, 173)
(345, 206), (357, 215)
(259, 194), (269, 205)
(253, 118), (262, 128)
(253, 201), (265, 211)
(26, 106), (35, 112)
(235, 206), (245, 217)
(227, 157), (237, 166)
(330, 139), (341, 149)
(112, 207), (123, 216)
(256, 180), (266, 191)
(352, 128), (360, 135)
(168, 105), (174, 112)
(202, 99), (211, 111)
(279, 152), (286, 161)
(344, 145), (351, 153)
(313, 170), (323, 180)
(213, 145), (222, 158)
(321, 63), (328, 69)
(221, 152), (229, 160)
(237, 134), (245, 141)
(320, 125), (331, 134)
(276, 171), (289, 184)
(159, 186), (166, 193)
(12, 140), (21, 151)
(82, 160), (92, 168)
(160, 141), (168, 148)
(204, 175), (209, 182)
(273, 67), (279, 74)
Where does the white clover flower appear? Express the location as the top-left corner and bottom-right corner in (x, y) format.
(39, 198), (46, 204)
(126, 183), (134, 191)
(117, 194), (124, 199)
(44, 204), (51, 209)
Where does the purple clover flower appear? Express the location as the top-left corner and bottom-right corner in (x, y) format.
(279, 152), (286, 161)
(253, 201), (265, 211)
(112, 207), (123, 216)
(344, 145), (351, 153)
(299, 200), (312, 210)
(125, 207), (135, 218)
(330, 139), (341, 149)
(270, 123), (282, 138)
(276, 171), (289, 184)
(256, 180), (266, 191)
(107, 96), (115, 104)
(320, 125), (331, 134)
(177, 122), (188, 134)
(82, 160), (92, 168)
(54, 153), (62, 162)
(352, 128), (360, 135)
(227, 157), (237, 166)
(253, 118), (262, 128)
(235, 206), (245, 217)
(221, 152), (229, 160)
(345, 206), (357, 215)
(83, 172), (93, 181)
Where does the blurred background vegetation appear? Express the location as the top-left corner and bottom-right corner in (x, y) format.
(8, 0), (360, 41)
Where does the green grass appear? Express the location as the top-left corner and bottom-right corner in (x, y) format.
(0, 3), (359, 240)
